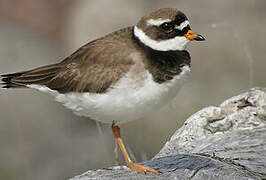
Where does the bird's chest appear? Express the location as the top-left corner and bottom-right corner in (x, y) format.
(90, 65), (190, 123)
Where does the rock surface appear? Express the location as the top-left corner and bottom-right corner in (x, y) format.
(70, 88), (266, 180)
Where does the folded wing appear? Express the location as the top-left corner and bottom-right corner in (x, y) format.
(1, 28), (135, 94)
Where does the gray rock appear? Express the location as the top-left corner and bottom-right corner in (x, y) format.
(70, 88), (266, 180)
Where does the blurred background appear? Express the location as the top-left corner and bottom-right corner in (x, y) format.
(0, 0), (265, 179)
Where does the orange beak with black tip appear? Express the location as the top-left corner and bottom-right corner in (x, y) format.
(184, 30), (205, 41)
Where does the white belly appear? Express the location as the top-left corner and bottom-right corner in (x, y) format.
(28, 66), (190, 125)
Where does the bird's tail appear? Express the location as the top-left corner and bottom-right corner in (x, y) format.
(1, 72), (27, 89)
(1, 64), (61, 89)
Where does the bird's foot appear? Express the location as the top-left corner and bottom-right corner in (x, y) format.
(128, 162), (159, 175)
(111, 123), (159, 175)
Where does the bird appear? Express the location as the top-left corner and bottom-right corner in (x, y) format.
(1, 8), (205, 175)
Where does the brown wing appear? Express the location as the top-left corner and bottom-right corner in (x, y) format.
(1, 27), (136, 93)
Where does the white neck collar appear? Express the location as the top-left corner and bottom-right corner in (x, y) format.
(133, 26), (189, 51)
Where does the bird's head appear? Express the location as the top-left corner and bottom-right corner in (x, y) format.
(134, 8), (205, 51)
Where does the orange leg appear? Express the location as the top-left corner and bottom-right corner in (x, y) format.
(111, 124), (159, 175)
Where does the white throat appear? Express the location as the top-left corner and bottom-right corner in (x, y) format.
(134, 26), (190, 51)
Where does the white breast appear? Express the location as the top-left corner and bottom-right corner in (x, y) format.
(28, 65), (190, 125)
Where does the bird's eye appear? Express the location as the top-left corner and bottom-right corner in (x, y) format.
(160, 22), (174, 32)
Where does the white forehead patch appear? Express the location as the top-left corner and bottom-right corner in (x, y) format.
(147, 18), (171, 26)
(175, 20), (190, 31)
(134, 26), (190, 51)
